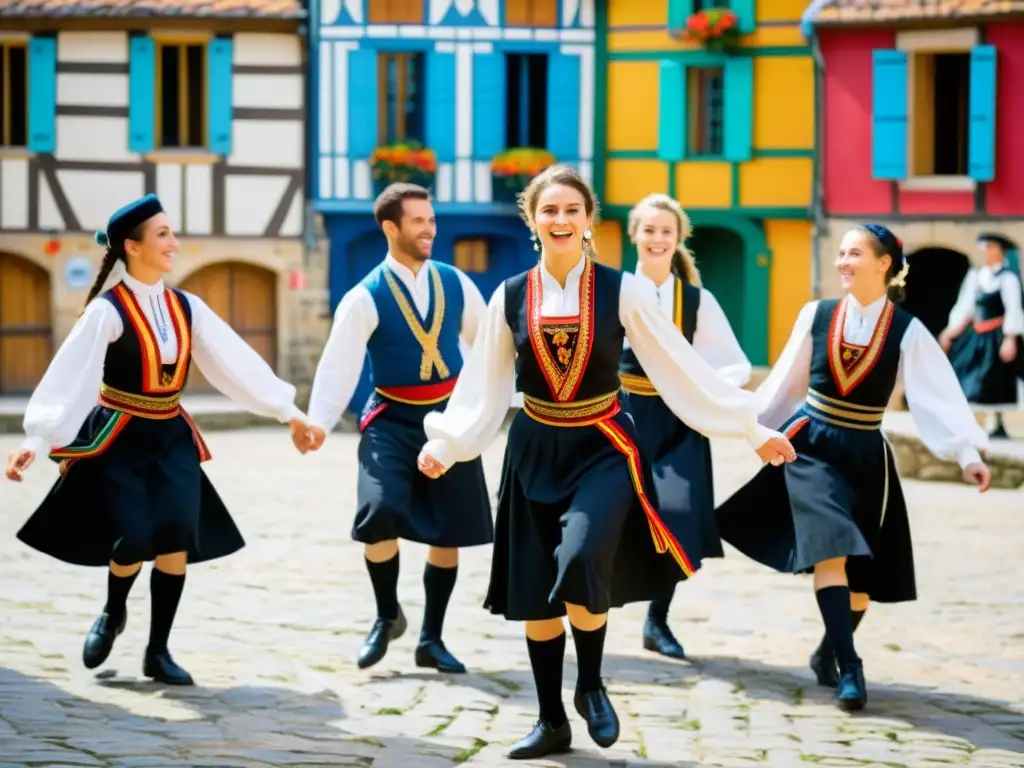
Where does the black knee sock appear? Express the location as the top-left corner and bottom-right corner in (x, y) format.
(421, 563), (457, 642)
(148, 569), (185, 653)
(527, 634), (567, 727)
(815, 586), (858, 668)
(815, 607), (867, 657)
(647, 584), (676, 624)
(366, 554), (400, 620)
(104, 568), (140, 622)
(571, 623), (608, 694)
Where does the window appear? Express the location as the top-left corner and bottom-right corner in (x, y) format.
(369, 0), (424, 24)
(505, 0), (558, 27)
(687, 66), (724, 156)
(694, 0), (730, 9)
(506, 54), (547, 147)
(0, 42), (27, 148)
(378, 52), (424, 144)
(454, 239), (489, 273)
(157, 42), (206, 149)
(910, 52), (970, 176)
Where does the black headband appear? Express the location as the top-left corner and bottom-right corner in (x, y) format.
(861, 223), (905, 267)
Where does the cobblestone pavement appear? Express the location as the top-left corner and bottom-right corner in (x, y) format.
(1, 428), (1022, 768)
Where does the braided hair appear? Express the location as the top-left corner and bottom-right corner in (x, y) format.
(854, 223), (908, 303)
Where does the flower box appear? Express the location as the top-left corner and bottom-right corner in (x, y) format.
(370, 142), (437, 195)
(490, 147), (556, 204)
(683, 8), (740, 52)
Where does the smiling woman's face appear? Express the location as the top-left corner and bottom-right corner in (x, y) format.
(532, 183), (590, 257)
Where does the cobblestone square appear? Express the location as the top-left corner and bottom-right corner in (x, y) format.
(0, 428), (1021, 767)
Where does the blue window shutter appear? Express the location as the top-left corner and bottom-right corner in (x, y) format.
(871, 49), (908, 180)
(426, 50), (456, 161)
(347, 47), (378, 157)
(724, 56), (753, 161)
(731, 0), (756, 34)
(206, 36), (233, 155)
(667, 0), (694, 34)
(472, 52), (506, 160)
(546, 53), (581, 161)
(27, 36), (56, 153)
(128, 35), (156, 153)
(968, 44), (997, 182)
(658, 60), (686, 161)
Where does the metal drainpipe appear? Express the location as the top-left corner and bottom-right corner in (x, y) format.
(810, 32), (826, 300)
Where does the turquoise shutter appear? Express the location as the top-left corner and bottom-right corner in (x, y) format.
(657, 60), (685, 161)
(871, 49), (908, 180)
(426, 50), (456, 162)
(731, 0), (756, 34)
(473, 52), (506, 160)
(347, 48), (378, 158)
(27, 36), (56, 153)
(546, 53), (580, 161)
(206, 36), (233, 155)
(968, 44), (997, 182)
(723, 56), (753, 161)
(128, 35), (156, 153)
(667, 0), (694, 35)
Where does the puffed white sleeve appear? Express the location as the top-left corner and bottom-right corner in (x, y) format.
(306, 286), (378, 432)
(21, 299), (121, 456)
(618, 272), (781, 450)
(455, 268), (488, 348)
(899, 318), (990, 470)
(187, 293), (305, 424)
(755, 302), (817, 431)
(420, 283), (517, 471)
(692, 288), (752, 387)
(947, 270), (977, 328)
(998, 270), (1024, 336)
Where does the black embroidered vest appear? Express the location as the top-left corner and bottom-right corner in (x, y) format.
(619, 279), (700, 377)
(504, 259), (624, 402)
(974, 267), (1007, 322)
(807, 297), (912, 409)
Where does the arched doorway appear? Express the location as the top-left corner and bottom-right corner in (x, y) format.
(0, 253), (52, 394)
(902, 247), (971, 337)
(180, 262), (278, 392)
(688, 226), (748, 349)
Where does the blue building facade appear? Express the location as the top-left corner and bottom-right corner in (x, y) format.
(309, 0), (597, 412)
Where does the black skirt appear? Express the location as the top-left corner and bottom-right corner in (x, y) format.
(621, 391), (722, 568)
(715, 413), (916, 604)
(17, 406), (243, 567)
(949, 327), (1022, 407)
(484, 407), (696, 621)
(354, 395), (493, 548)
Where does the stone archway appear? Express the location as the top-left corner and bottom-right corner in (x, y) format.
(0, 252), (53, 394)
(902, 247), (971, 337)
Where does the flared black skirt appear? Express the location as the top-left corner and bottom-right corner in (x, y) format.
(715, 412), (916, 603)
(17, 406), (243, 567)
(484, 407), (697, 621)
(949, 327), (1022, 407)
(354, 396), (493, 548)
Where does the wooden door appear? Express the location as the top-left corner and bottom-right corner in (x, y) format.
(0, 253), (52, 394)
(180, 262), (277, 392)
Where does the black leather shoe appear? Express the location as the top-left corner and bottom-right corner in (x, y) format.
(356, 607), (407, 669)
(83, 610), (126, 670)
(835, 660), (867, 712)
(507, 719), (572, 759)
(143, 648), (194, 685)
(810, 641), (840, 687)
(414, 638), (467, 673)
(642, 617), (685, 660)
(573, 686), (620, 748)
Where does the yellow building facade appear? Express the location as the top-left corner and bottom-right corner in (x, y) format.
(593, 0), (816, 365)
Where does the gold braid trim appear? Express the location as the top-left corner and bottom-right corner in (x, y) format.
(383, 265), (450, 381)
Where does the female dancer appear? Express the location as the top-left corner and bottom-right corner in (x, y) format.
(620, 194), (751, 660)
(939, 233), (1023, 438)
(5, 194), (308, 685)
(716, 224), (991, 712)
(416, 166), (796, 759)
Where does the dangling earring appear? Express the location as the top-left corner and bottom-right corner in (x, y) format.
(583, 228), (592, 241)
(530, 232), (540, 252)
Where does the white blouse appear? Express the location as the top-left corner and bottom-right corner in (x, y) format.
(418, 255), (782, 472)
(947, 265), (1024, 335)
(306, 254), (488, 432)
(758, 294), (989, 470)
(631, 265), (752, 388)
(21, 272), (304, 456)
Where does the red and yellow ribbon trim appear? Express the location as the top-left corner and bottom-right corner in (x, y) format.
(112, 284), (191, 394)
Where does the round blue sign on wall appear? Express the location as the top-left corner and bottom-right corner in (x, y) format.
(64, 256), (92, 290)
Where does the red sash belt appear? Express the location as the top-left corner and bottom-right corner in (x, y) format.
(974, 316), (1004, 334)
(375, 377), (458, 405)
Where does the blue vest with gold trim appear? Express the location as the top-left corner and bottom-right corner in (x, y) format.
(362, 261), (465, 388)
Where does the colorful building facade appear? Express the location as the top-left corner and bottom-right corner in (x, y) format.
(808, 0), (1024, 336)
(310, 0), (598, 410)
(597, 0), (816, 365)
(0, 0), (310, 395)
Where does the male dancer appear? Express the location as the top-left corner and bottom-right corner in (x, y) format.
(299, 183), (493, 673)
